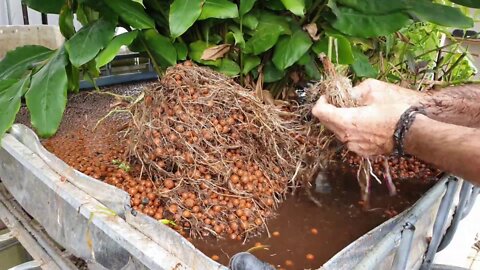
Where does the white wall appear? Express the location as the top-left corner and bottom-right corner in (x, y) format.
(0, 0), (61, 26)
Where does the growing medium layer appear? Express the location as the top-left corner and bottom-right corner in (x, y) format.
(126, 62), (304, 239)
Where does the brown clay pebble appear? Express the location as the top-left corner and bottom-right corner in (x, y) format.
(285, 260), (294, 267)
(272, 231), (280, 237)
(306, 254), (315, 261)
(310, 228), (318, 235)
(211, 255), (220, 261)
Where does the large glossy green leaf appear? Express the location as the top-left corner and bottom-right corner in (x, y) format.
(264, 61), (285, 83)
(24, 0), (64, 13)
(169, 0), (203, 38)
(199, 0), (239, 20)
(409, 1), (473, 28)
(242, 13), (259, 30)
(0, 45), (53, 80)
(244, 13), (291, 55)
(59, 4), (75, 38)
(336, 0), (407, 14)
(0, 79), (17, 92)
(65, 18), (116, 67)
(280, 0), (305, 16)
(189, 41), (222, 66)
(450, 0), (480, 8)
(142, 29), (177, 68)
(263, 0), (285, 10)
(174, 42), (188, 61)
(240, 0), (257, 16)
(331, 7), (410, 38)
(26, 49), (69, 137)
(272, 30), (312, 70)
(297, 53), (321, 80)
(351, 48), (378, 78)
(0, 77), (31, 139)
(96, 31), (139, 68)
(105, 0), (155, 29)
(214, 58), (241, 76)
(312, 34), (354, 65)
(227, 25), (245, 47)
(242, 55), (261, 74)
(66, 64), (80, 93)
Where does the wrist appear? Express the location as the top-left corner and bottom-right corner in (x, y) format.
(404, 114), (428, 154)
(393, 106), (427, 156)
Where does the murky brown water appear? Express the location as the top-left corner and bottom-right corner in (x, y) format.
(192, 168), (432, 268)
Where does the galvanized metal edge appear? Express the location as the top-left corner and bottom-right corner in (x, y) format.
(8, 124), (129, 216)
(0, 133), (197, 269)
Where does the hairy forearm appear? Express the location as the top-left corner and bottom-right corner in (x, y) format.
(405, 114), (480, 185)
(420, 84), (480, 127)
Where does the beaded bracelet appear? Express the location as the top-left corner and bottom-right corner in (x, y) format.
(393, 106), (426, 156)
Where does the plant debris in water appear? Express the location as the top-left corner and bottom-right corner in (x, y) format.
(126, 62), (305, 240)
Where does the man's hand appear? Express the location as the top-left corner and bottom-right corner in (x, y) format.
(310, 79), (429, 156)
(352, 79), (426, 106)
(312, 94), (409, 157)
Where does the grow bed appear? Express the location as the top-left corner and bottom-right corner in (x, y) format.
(14, 84), (437, 269)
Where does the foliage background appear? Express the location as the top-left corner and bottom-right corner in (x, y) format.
(1, 0), (479, 138)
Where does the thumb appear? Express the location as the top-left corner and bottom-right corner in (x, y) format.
(311, 96), (337, 122)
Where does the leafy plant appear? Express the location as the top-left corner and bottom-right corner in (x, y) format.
(0, 0), (478, 139)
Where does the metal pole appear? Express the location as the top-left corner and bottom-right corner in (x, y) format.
(5, 0), (12, 25)
(21, 4), (29, 25)
(392, 222), (416, 270)
(420, 177), (460, 270)
(437, 181), (473, 251)
(41, 13), (48, 25)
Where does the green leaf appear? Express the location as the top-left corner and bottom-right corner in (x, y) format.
(242, 13), (259, 30)
(242, 55), (261, 74)
(264, 61), (285, 83)
(336, 0), (407, 14)
(142, 29), (177, 67)
(105, 0), (155, 29)
(409, 1), (473, 28)
(0, 77), (31, 139)
(0, 79), (18, 92)
(189, 41), (222, 66)
(199, 0), (239, 20)
(169, 0), (203, 38)
(174, 42), (188, 61)
(450, 0), (480, 8)
(297, 53), (321, 80)
(23, 0), (64, 13)
(263, 0), (285, 10)
(59, 4), (75, 38)
(227, 25), (245, 47)
(214, 58), (240, 76)
(280, 0), (305, 16)
(66, 64), (80, 93)
(245, 13), (291, 55)
(272, 30), (312, 70)
(26, 49), (69, 137)
(0, 45), (53, 80)
(96, 31), (139, 69)
(351, 48), (378, 78)
(65, 18), (116, 67)
(312, 34), (354, 65)
(240, 0), (257, 16)
(331, 7), (410, 38)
